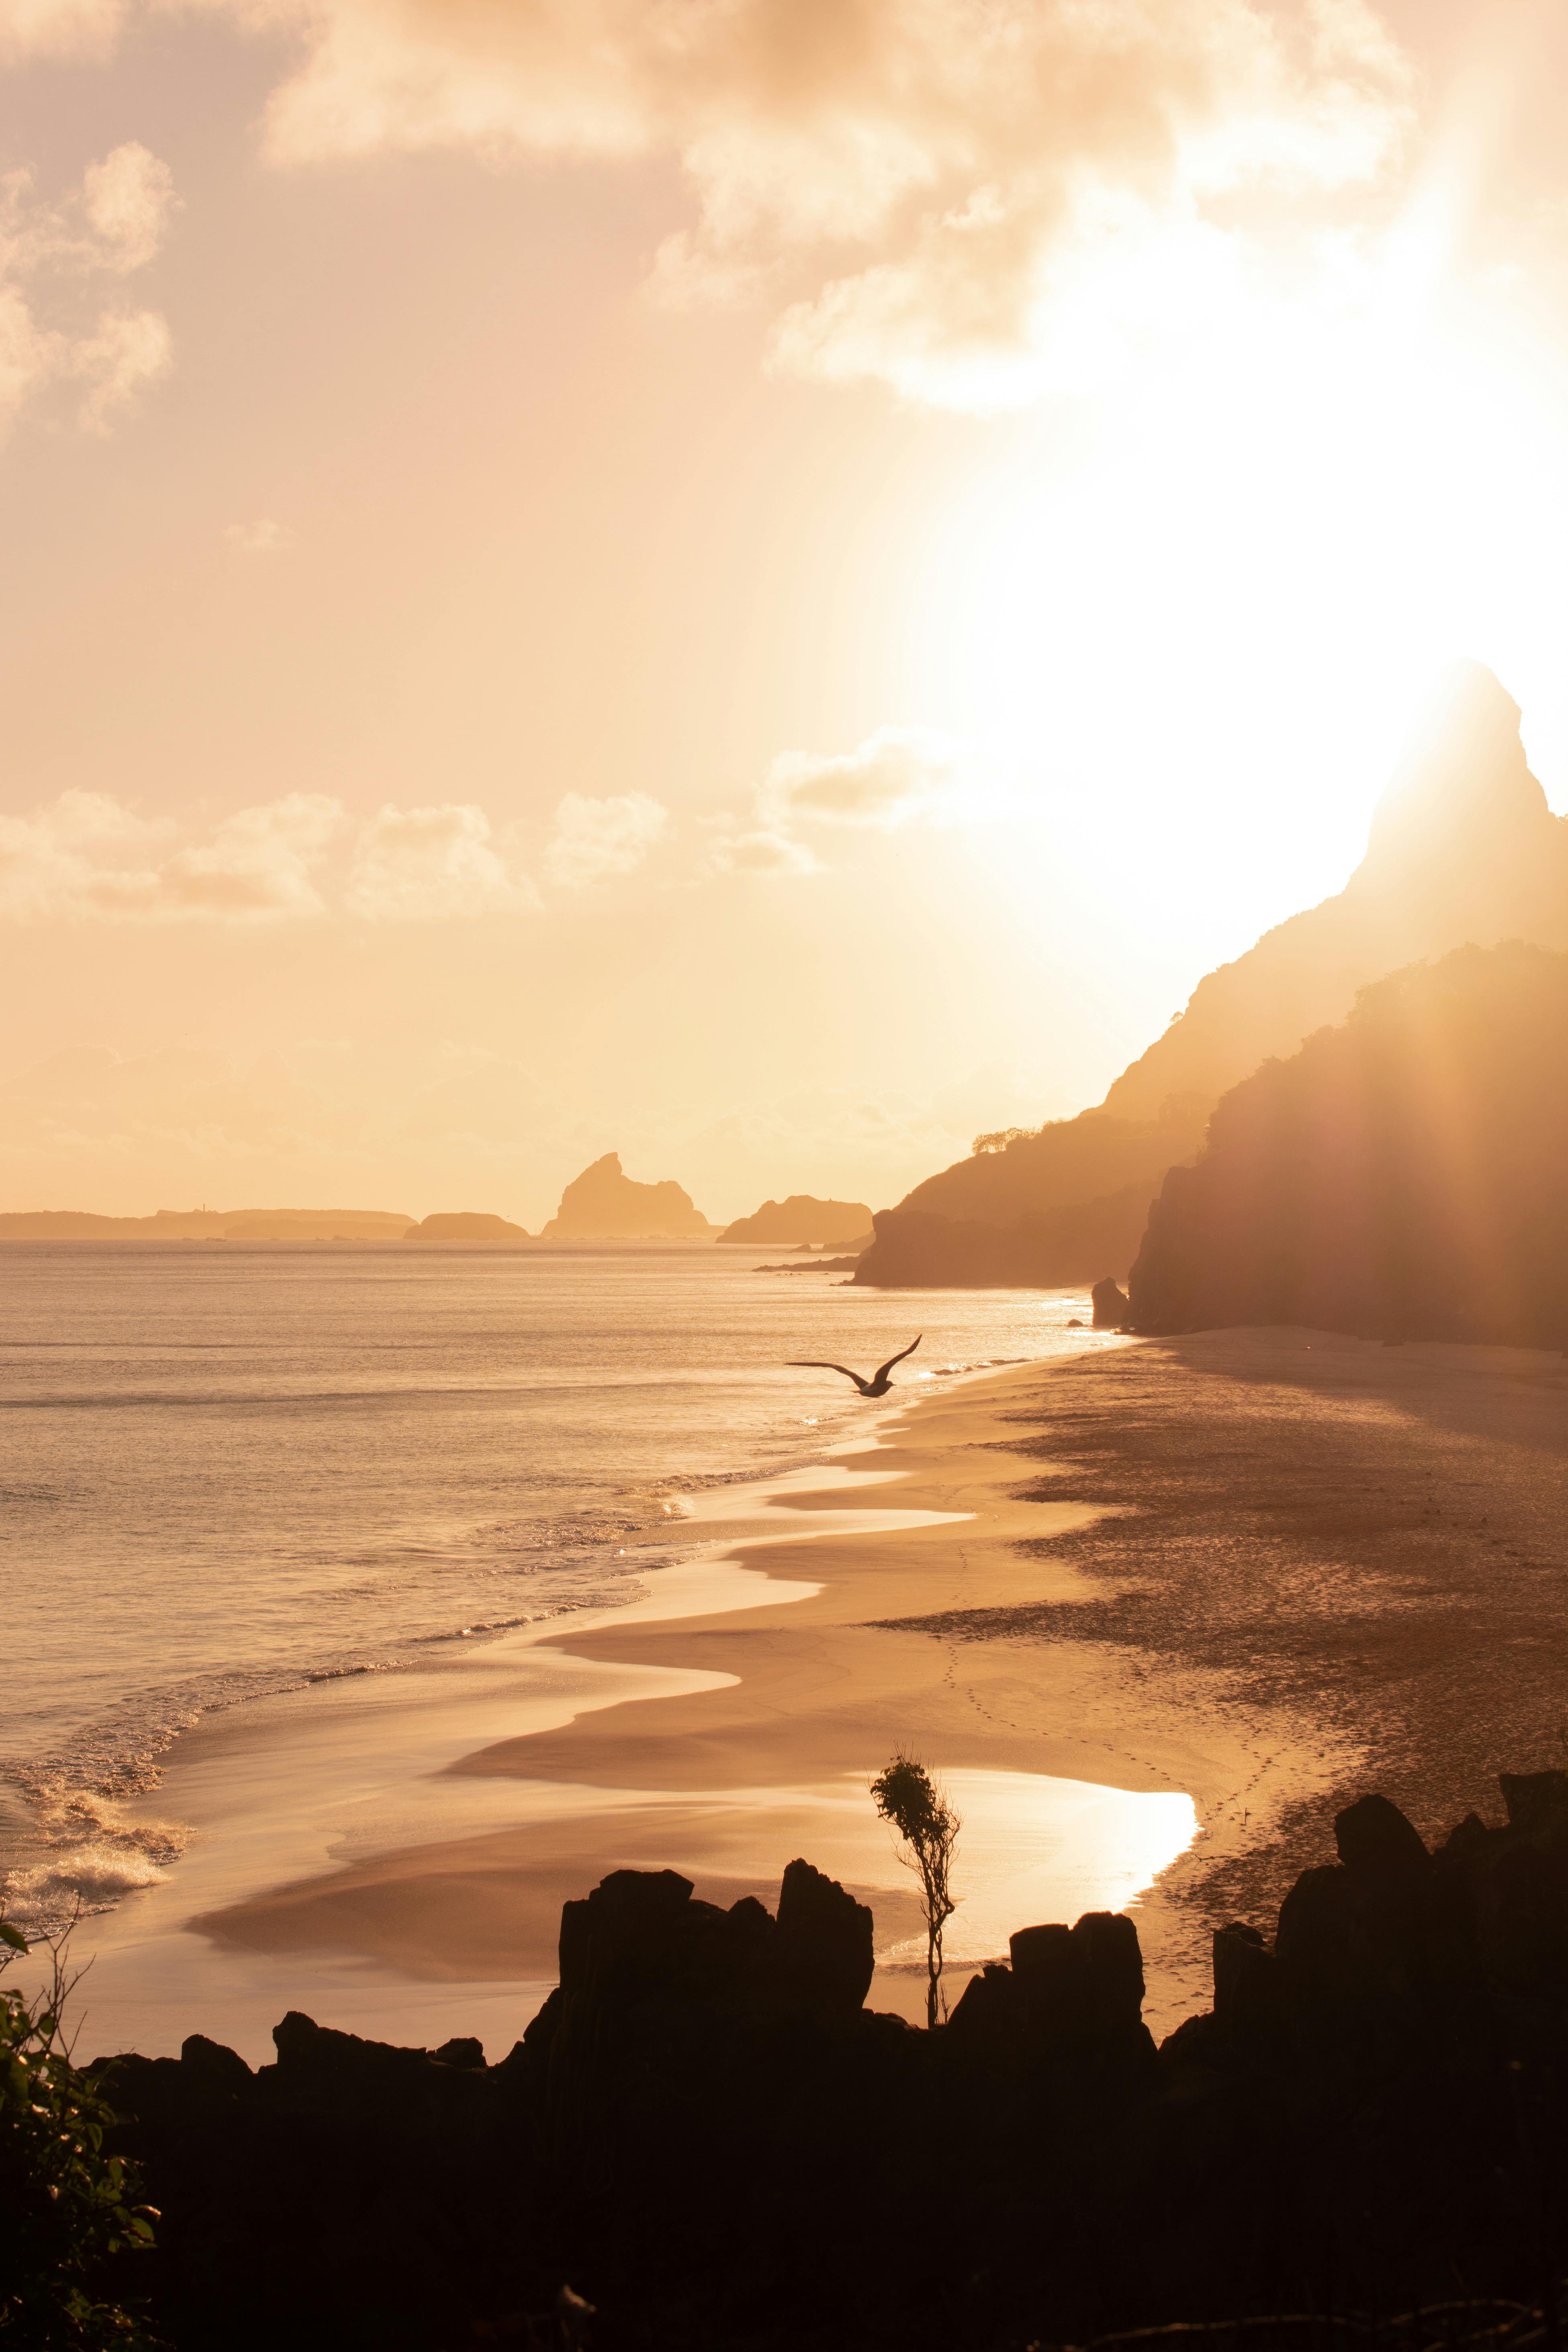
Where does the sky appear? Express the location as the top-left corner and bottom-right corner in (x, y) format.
(6, 0), (1568, 1226)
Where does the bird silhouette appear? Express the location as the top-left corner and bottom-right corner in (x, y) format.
(787, 1334), (922, 1397)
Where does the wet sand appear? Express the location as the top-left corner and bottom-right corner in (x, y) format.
(80, 1325), (1568, 2055)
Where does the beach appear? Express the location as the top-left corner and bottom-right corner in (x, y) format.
(57, 1322), (1568, 2059)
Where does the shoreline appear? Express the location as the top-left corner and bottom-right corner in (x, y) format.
(55, 1344), (1186, 2056)
(122, 1344), (1225, 2048)
(53, 1319), (1568, 2064)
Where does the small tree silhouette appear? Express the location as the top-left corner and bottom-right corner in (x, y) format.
(870, 1752), (961, 2029)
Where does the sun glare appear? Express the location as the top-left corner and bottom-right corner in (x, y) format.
(901, 172), (1568, 948)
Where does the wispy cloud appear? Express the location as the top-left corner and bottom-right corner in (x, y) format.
(0, 140), (176, 440)
(343, 802), (538, 920)
(760, 725), (973, 830)
(0, 790), (343, 922)
(699, 828), (818, 880)
(206, 0), (1409, 411)
(545, 790), (668, 888)
(0, 0), (126, 63)
(225, 518), (297, 555)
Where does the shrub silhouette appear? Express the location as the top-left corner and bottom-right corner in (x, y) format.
(0, 1910), (162, 2347)
(870, 1753), (960, 2029)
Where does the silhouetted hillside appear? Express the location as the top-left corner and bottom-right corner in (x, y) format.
(719, 1194), (872, 1247)
(540, 1153), (716, 1239)
(857, 1179), (1164, 1288)
(859, 663), (1568, 1289)
(0, 1208), (413, 1241)
(1129, 942), (1568, 1343)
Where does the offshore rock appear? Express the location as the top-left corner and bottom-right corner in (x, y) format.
(1092, 1275), (1131, 1327)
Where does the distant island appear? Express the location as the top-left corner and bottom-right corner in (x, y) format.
(0, 1207), (413, 1241)
(718, 1194), (873, 1248)
(540, 1152), (717, 1240)
(857, 661), (1568, 1289)
(403, 1213), (531, 1242)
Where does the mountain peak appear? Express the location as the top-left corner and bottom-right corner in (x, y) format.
(1357, 659), (1547, 882)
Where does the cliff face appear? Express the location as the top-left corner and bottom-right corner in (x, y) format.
(540, 1152), (715, 1240)
(718, 1194), (873, 1247)
(1104, 661), (1568, 1121)
(1128, 941), (1568, 1344)
(860, 663), (1568, 1290)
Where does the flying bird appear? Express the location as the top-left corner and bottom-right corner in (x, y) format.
(787, 1334), (922, 1397)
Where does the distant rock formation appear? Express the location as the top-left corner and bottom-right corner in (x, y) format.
(0, 1207), (413, 1241)
(859, 662), (1568, 1289)
(1128, 941), (1568, 1344)
(718, 1194), (873, 1248)
(403, 1213), (531, 1242)
(540, 1152), (716, 1240)
(1091, 1276), (1130, 1327)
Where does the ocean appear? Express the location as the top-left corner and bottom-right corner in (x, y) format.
(1, 1241), (1109, 1927)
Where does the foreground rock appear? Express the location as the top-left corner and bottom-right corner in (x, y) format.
(88, 1771), (1568, 2351)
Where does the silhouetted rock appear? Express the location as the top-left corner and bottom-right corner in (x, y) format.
(774, 1856), (874, 2013)
(1499, 1768), (1568, 1835)
(1091, 1275), (1130, 1326)
(540, 1152), (715, 1239)
(83, 1772), (1568, 2352)
(1336, 1792), (1429, 1875)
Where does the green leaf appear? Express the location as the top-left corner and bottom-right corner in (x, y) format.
(0, 1919), (27, 1952)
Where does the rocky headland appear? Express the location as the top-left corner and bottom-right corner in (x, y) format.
(1127, 941), (1568, 1345)
(858, 662), (1568, 1290)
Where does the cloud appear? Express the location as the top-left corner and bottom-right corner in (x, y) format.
(699, 828), (818, 879)
(343, 802), (539, 920)
(0, 142), (176, 441)
(544, 790), (668, 888)
(217, 0), (1410, 409)
(0, 789), (344, 921)
(760, 724), (972, 829)
(80, 142), (177, 272)
(0, 0), (125, 61)
(226, 518), (297, 554)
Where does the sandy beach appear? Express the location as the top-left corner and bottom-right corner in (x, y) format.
(65, 1322), (1568, 2057)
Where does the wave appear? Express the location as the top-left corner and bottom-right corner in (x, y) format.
(1, 1794), (190, 1930)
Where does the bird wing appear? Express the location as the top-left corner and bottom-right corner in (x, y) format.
(787, 1360), (868, 1391)
(873, 1333), (922, 1385)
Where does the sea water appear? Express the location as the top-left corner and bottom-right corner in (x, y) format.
(1, 1241), (1117, 1921)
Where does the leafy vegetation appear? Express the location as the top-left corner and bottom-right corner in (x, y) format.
(0, 1908), (162, 2348)
(870, 1753), (960, 2028)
